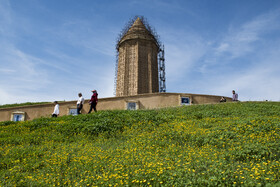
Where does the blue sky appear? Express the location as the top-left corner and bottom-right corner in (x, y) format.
(1, 0), (280, 105)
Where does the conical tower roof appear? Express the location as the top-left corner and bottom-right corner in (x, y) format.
(118, 17), (159, 47)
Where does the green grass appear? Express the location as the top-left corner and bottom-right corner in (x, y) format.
(0, 102), (280, 186)
(0, 102), (51, 109)
(0, 101), (69, 109)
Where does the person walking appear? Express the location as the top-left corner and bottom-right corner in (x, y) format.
(232, 90), (238, 101)
(88, 90), (98, 113)
(77, 93), (85, 114)
(52, 101), (59, 117)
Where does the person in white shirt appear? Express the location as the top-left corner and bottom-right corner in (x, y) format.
(52, 101), (59, 117)
(77, 93), (85, 114)
(232, 90), (238, 101)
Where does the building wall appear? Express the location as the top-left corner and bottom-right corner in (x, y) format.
(0, 93), (232, 122)
(116, 18), (159, 97)
(116, 39), (159, 97)
(116, 40), (139, 96)
(138, 40), (159, 94)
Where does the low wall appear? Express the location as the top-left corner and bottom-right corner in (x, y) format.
(0, 92), (232, 122)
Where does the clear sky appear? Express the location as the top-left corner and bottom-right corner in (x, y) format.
(1, 0), (280, 105)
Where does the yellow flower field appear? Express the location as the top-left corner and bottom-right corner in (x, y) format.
(0, 102), (280, 186)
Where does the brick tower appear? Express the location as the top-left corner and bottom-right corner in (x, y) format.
(115, 17), (159, 97)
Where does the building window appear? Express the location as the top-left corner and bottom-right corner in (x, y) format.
(181, 97), (190, 105)
(68, 108), (78, 115)
(127, 102), (137, 110)
(11, 111), (26, 121)
(13, 114), (23, 121)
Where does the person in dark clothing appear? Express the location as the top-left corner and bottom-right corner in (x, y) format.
(88, 90), (98, 113)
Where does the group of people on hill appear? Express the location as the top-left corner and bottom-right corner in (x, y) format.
(220, 90), (239, 103)
(52, 90), (98, 117)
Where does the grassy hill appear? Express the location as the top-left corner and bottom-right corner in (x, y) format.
(0, 101), (71, 109)
(0, 102), (279, 186)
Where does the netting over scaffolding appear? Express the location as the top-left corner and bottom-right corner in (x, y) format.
(158, 45), (166, 93)
(114, 16), (166, 95)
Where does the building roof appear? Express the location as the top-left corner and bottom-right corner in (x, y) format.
(118, 17), (159, 47)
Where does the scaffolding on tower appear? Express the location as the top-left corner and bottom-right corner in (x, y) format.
(158, 45), (166, 93)
(114, 16), (165, 95)
(113, 51), (119, 96)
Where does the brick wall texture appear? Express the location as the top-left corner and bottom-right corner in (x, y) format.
(116, 18), (159, 96)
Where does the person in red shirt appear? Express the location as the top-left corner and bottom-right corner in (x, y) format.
(88, 90), (98, 113)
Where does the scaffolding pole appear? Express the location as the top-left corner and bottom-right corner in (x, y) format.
(113, 52), (119, 96)
(158, 45), (166, 92)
